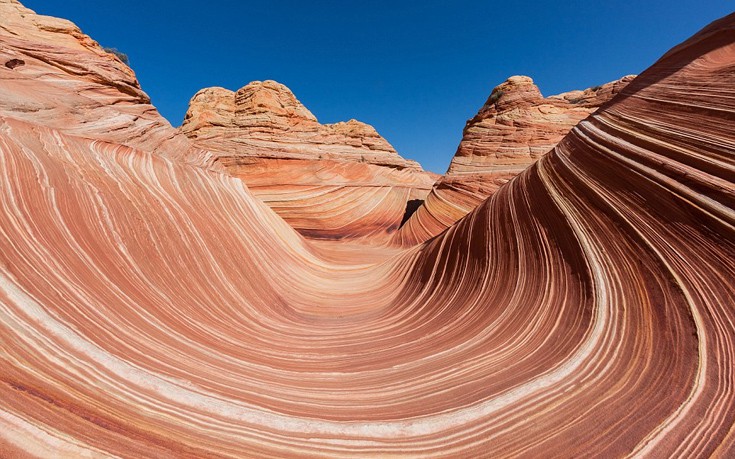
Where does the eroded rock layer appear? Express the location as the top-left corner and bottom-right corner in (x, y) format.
(181, 80), (436, 241)
(394, 75), (634, 245)
(1, 2), (735, 457)
(0, 0), (195, 161)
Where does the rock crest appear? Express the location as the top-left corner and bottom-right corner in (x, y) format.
(180, 80), (435, 240)
(394, 74), (635, 245)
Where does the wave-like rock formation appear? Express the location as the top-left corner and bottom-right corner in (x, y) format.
(1, 1), (735, 457)
(181, 81), (437, 241)
(394, 75), (634, 245)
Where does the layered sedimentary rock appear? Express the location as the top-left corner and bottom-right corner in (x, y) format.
(0, 0), (193, 160)
(394, 75), (634, 245)
(181, 81), (425, 170)
(2, 2), (735, 457)
(181, 81), (436, 241)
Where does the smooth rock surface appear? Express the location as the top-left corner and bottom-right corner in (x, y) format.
(1, 2), (734, 457)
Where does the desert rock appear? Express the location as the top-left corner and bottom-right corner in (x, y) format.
(181, 80), (436, 241)
(1, 2), (734, 457)
(394, 74), (634, 245)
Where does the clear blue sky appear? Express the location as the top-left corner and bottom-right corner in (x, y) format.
(23, 1), (733, 173)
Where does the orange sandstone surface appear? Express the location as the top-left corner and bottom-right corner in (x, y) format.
(394, 74), (634, 245)
(1, 1), (734, 457)
(180, 80), (437, 242)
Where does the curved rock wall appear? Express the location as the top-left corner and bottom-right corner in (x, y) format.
(1, 2), (734, 457)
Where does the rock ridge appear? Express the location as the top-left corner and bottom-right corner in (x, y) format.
(180, 79), (435, 241)
(393, 74), (635, 245)
(181, 79), (424, 171)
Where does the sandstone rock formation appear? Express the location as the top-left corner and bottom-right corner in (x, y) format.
(181, 81), (424, 170)
(394, 74), (634, 245)
(181, 80), (436, 241)
(0, 0), (192, 159)
(1, 1), (735, 457)
(0, 0), (435, 245)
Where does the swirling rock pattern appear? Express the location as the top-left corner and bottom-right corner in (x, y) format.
(1, 2), (734, 457)
(181, 80), (437, 241)
(394, 75), (634, 246)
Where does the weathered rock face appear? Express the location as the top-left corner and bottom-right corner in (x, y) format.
(0, 0), (192, 159)
(394, 74), (634, 245)
(2, 2), (735, 457)
(181, 80), (436, 241)
(446, 75), (633, 174)
(182, 80), (425, 170)
(0, 0), (435, 244)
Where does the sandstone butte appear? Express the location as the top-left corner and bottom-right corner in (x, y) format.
(1, 0), (734, 457)
(180, 81), (437, 242)
(394, 74), (635, 245)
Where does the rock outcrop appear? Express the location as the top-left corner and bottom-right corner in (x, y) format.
(0, 0), (192, 159)
(181, 80), (436, 241)
(447, 75), (633, 175)
(181, 81), (423, 170)
(394, 75), (634, 245)
(1, 2), (734, 457)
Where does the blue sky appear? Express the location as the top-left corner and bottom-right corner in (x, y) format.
(23, 1), (734, 173)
